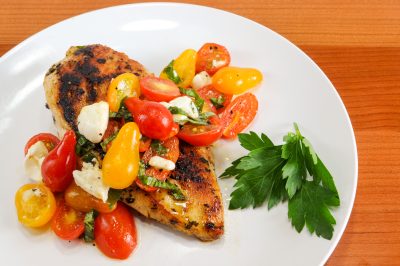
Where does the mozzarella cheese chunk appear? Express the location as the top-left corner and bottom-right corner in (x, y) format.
(73, 159), (110, 202)
(77, 101), (109, 143)
(168, 96), (199, 119)
(24, 141), (48, 182)
(172, 114), (188, 125)
(149, 156), (176, 171)
(191, 71), (212, 90)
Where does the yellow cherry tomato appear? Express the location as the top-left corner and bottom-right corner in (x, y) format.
(212, 66), (263, 95)
(15, 183), (56, 228)
(102, 122), (140, 189)
(160, 49), (197, 88)
(107, 73), (140, 112)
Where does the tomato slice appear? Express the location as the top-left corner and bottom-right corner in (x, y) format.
(15, 183), (56, 228)
(196, 85), (233, 114)
(107, 73), (140, 112)
(136, 136), (180, 192)
(177, 124), (222, 146)
(51, 199), (85, 240)
(139, 137), (152, 153)
(42, 130), (76, 192)
(65, 181), (116, 213)
(24, 133), (59, 155)
(95, 203), (137, 260)
(220, 93), (258, 139)
(140, 76), (180, 102)
(196, 43), (231, 75)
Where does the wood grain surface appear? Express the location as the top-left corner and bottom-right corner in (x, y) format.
(1, 0), (399, 265)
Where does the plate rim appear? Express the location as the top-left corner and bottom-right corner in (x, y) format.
(0, 2), (358, 265)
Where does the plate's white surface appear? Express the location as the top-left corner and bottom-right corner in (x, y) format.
(0, 3), (357, 266)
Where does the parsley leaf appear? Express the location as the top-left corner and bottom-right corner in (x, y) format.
(288, 181), (339, 240)
(162, 60), (181, 84)
(83, 210), (98, 243)
(210, 95), (225, 109)
(221, 123), (340, 240)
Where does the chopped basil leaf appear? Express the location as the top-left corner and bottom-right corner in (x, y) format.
(107, 189), (122, 209)
(75, 133), (96, 162)
(83, 210), (98, 243)
(138, 162), (185, 200)
(100, 131), (118, 152)
(210, 95), (225, 109)
(150, 140), (169, 156)
(163, 60), (182, 84)
(168, 107), (215, 126)
(109, 101), (133, 121)
(179, 87), (204, 112)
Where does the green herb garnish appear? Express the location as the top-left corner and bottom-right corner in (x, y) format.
(100, 131), (118, 152)
(179, 87), (204, 112)
(75, 133), (96, 162)
(163, 60), (182, 84)
(109, 101), (133, 121)
(83, 210), (98, 243)
(221, 123), (340, 240)
(168, 106), (215, 126)
(150, 140), (169, 156)
(138, 162), (185, 200)
(210, 95), (225, 109)
(107, 189), (122, 209)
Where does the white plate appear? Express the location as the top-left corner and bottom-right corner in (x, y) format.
(0, 3), (357, 266)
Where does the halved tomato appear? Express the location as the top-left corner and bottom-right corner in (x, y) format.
(220, 93), (258, 138)
(51, 199), (85, 240)
(140, 76), (180, 102)
(177, 124), (222, 146)
(15, 183), (56, 228)
(24, 133), (59, 155)
(196, 85), (232, 114)
(136, 136), (180, 192)
(196, 43), (231, 75)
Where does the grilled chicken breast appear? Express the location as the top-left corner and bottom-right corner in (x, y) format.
(44, 44), (224, 241)
(44, 44), (149, 135)
(121, 142), (224, 241)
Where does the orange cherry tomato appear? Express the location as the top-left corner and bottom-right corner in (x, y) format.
(15, 183), (56, 228)
(212, 66), (263, 95)
(196, 85), (233, 114)
(102, 122), (140, 189)
(177, 124), (223, 146)
(220, 93), (258, 139)
(64, 181), (116, 213)
(51, 199), (85, 240)
(136, 136), (180, 192)
(95, 203), (137, 260)
(24, 133), (59, 155)
(196, 43), (231, 75)
(160, 49), (197, 88)
(107, 73), (140, 112)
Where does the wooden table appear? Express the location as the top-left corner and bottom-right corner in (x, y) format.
(1, 0), (399, 264)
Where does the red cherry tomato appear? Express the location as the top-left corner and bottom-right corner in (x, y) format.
(95, 203), (137, 260)
(196, 85), (233, 114)
(160, 122), (179, 140)
(177, 124), (222, 146)
(125, 97), (173, 140)
(140, 76), (180, 102)
(24, 133), (60, 155)
(51, 199), (85, 240)
(220, 93), (258, 139)
(41, 130), (76, 192)
(136, 136), (180, 192)
(196, 43), (231, 75)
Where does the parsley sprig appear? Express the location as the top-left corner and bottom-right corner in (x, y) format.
(221, 123), (340, 240)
